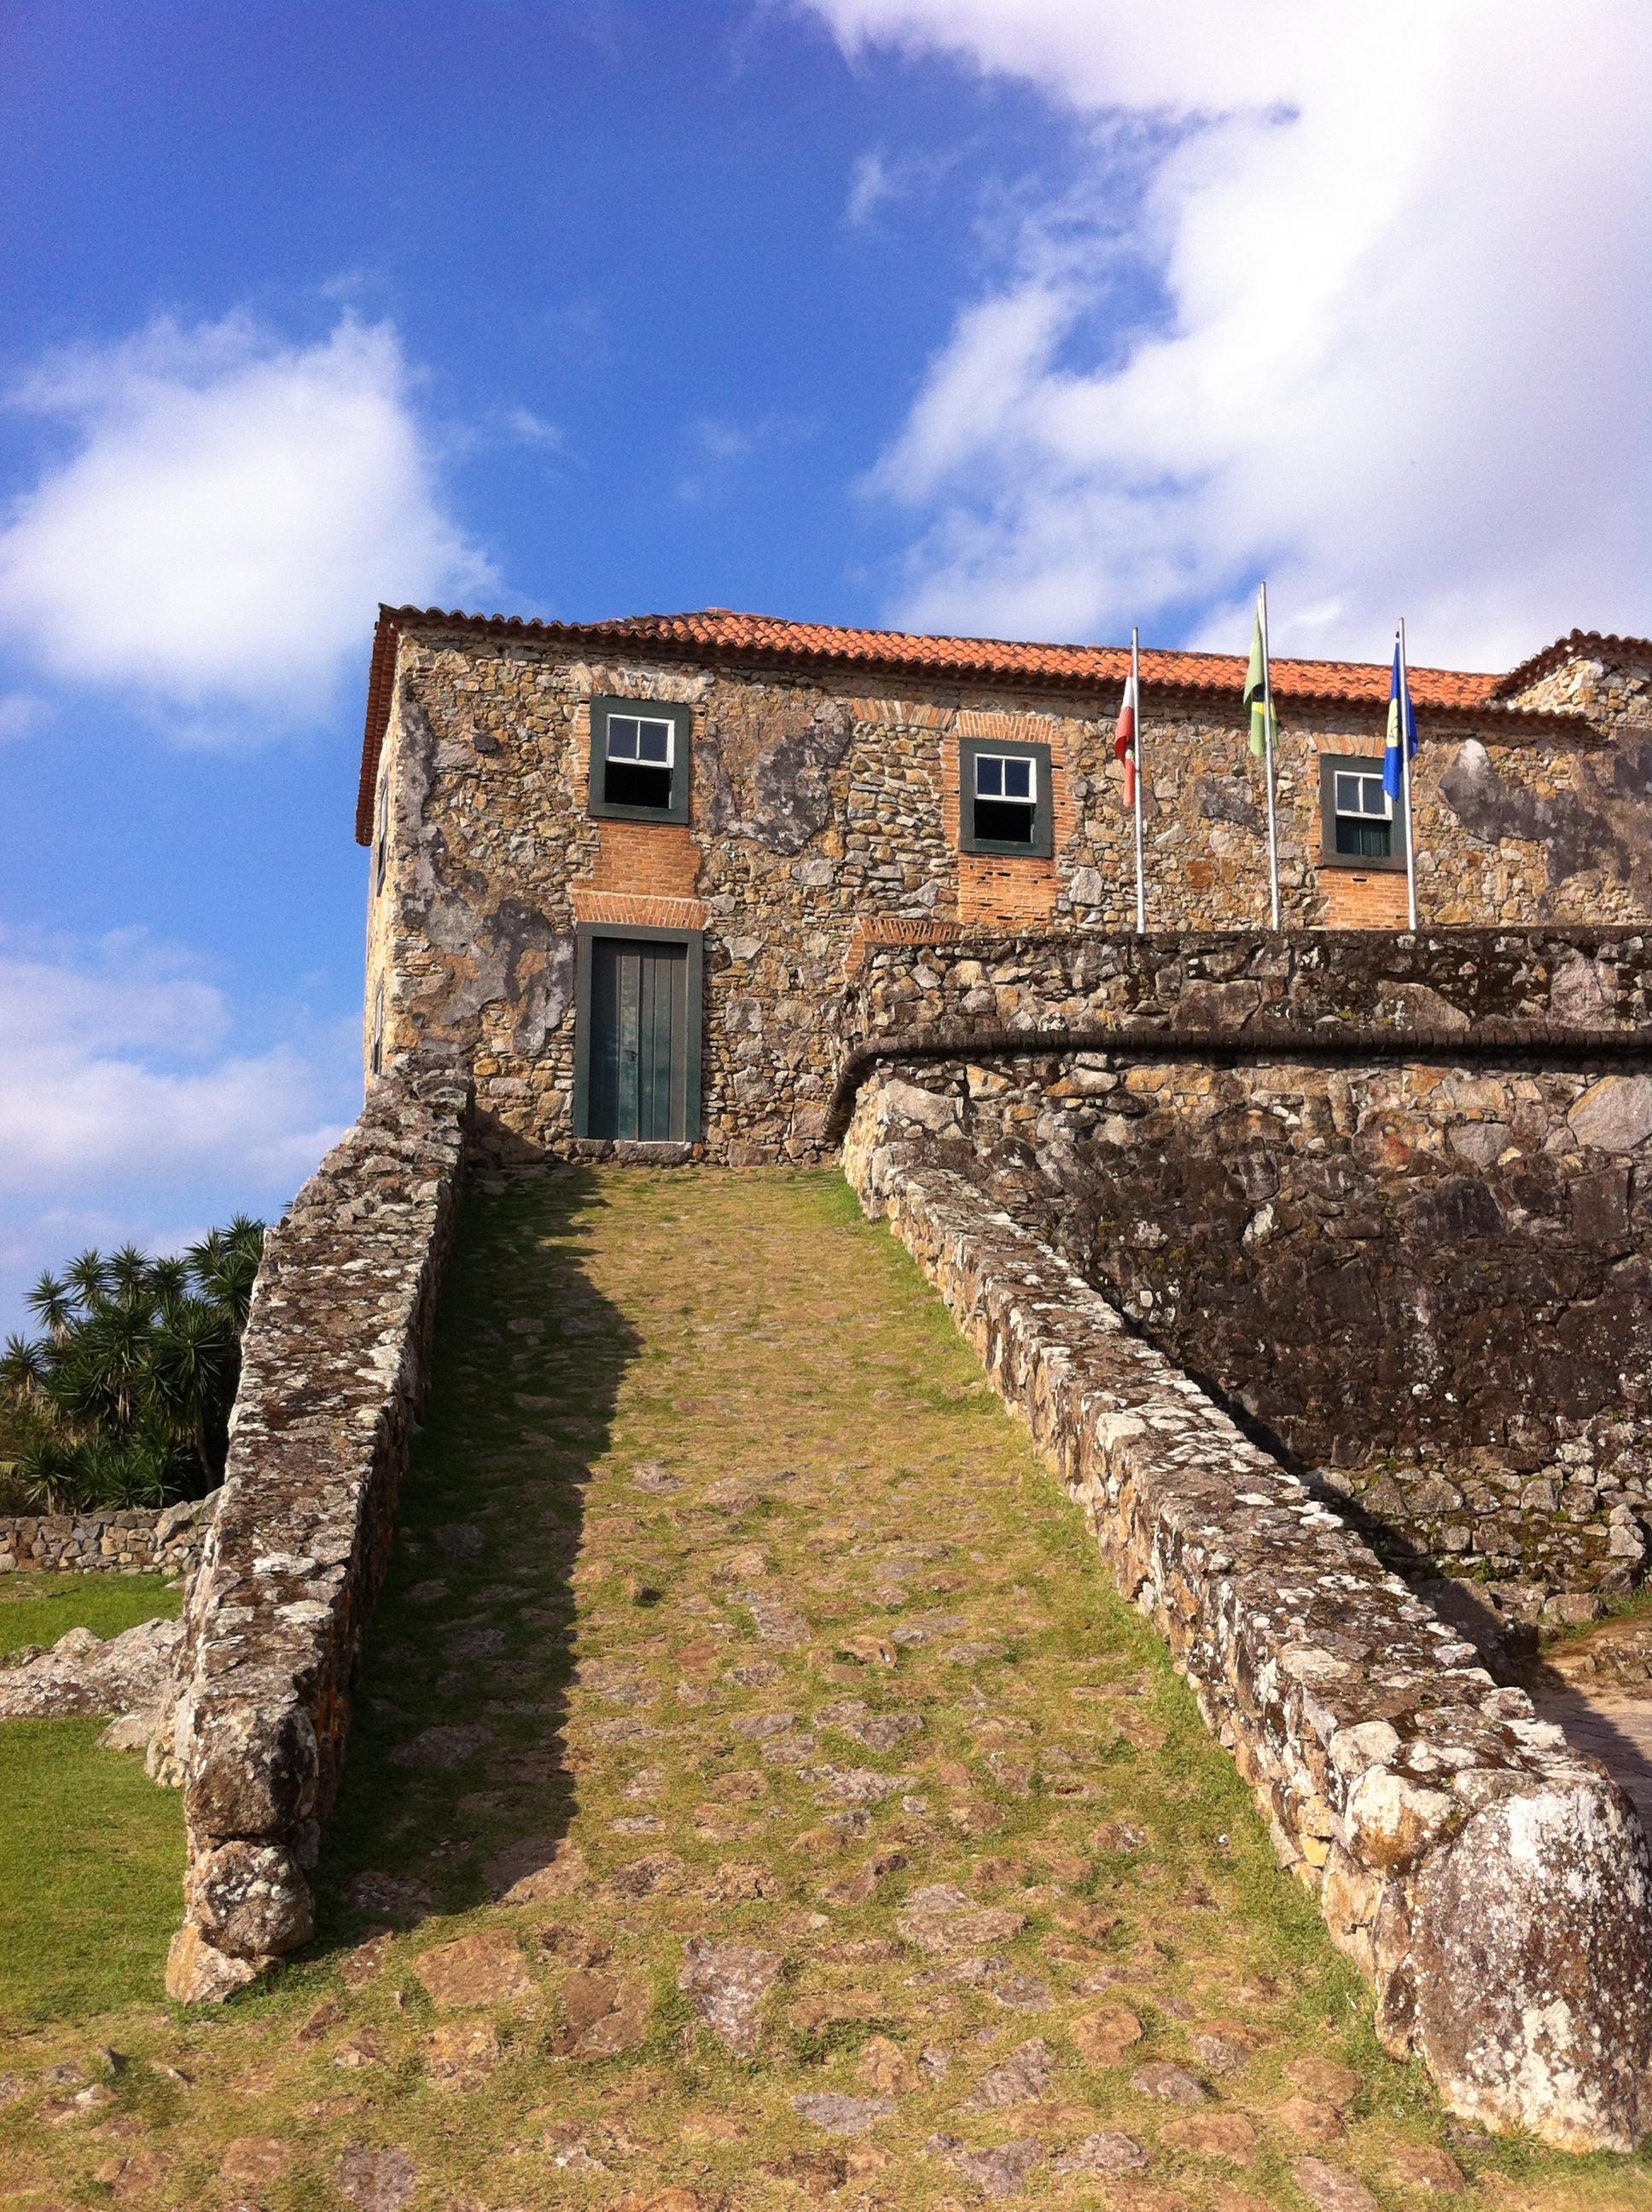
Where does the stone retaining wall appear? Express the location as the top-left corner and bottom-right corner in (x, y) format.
(835, 928), (1652, 1605)
(163, 1058), (470, 2004)
(843, 924), (1652, 1046)
(0, 1493), (217, 1578)
(844, 1073), (1652, 2152)
(864, 1052), (1652, 1604)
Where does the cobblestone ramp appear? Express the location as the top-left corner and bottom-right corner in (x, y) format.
(13, 1166), (1645, 2204)
(306, 1166), (1601, 2206)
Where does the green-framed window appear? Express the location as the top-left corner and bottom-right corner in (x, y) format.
(1319, 752), (1405, 871)
(958, 736), (1053, 858)
(588, 696), (692, 824)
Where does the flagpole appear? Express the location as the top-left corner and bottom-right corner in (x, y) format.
(1397, 615), (1417, 932)
(1131, 626), (1145, 934)
(1259, 582), (1281, 931)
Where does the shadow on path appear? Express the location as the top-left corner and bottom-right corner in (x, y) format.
(317, 1166), (638, 1945)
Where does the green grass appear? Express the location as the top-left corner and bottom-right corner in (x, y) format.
(0, 1574), (183, 2029)
(0, 1571), (181, 1657)
(0, 1716), (183, 2027)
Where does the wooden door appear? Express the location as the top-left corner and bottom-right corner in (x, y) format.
(588, 936), (690, 1140)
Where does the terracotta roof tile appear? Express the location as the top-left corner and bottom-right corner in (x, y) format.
(1493, 627), (1652, 698)
(353, 603), (1591, 843)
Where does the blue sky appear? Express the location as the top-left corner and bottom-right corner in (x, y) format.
(1, 1), (1647, 1333)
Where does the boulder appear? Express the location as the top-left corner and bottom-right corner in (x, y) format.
(0, 1616), (181, 1722)
(1411, 1772), (1652, 2151)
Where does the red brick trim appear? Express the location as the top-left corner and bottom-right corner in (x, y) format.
(845, 916), (962, 976)
(569, 889), (707, 930)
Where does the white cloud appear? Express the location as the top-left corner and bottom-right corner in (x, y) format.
(0, 930), (352, 1330)
(846, 150), (897, 226)
(809, 1), (1652, 667)
(0, 312), (495, 727)
(503, 405), (564, 451)
(846, 144), (968, 230)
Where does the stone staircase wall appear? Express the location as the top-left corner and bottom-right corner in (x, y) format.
(162, 1057), (471, 2004)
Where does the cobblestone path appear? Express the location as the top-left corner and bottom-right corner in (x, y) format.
(1527, 1611), (1652, 1835)
(3, 1167), (1647, 2209)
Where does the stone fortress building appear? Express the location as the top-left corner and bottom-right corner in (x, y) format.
(138, 604), (1652, 2150)
(358, 607), (1651, 1164)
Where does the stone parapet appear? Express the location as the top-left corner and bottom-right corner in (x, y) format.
(843, 1045), (1652, 1598)
(0, 1492), (217, 1578)
(844, 1074), (1652, 2152)
(843, 924), (1652, 1047)
(162, 1057), (470, 2004)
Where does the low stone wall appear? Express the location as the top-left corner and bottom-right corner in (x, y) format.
(829, 928), (1652, 1604)
(163, 1059), (470, 2003)
(844, 1074), (1652, 2152)
(0, 1493), (217, 1578)
(843, 924), (1652, 1045)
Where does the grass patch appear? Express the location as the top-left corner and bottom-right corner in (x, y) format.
(0, 1572), (181, 1657)
(0, 1717), (182, 2027)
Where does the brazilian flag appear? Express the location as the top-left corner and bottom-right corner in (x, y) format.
(1242, 602), (1277, 760)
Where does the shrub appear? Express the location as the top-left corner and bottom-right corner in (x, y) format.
(0, 1220), (265, 1512)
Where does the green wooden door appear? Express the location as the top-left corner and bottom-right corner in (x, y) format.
(589, 936), (690, 1140)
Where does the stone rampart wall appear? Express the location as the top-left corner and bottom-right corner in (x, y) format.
(0, 1492), (216, 1578)
(844, 1074), (1652, 2152)
(163, 1058), (470, 2003)
(836, 928), (1652, 1604)
(843, 923), (1652, 1045)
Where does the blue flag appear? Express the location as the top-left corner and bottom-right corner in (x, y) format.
(1383, 639), (1417, 802)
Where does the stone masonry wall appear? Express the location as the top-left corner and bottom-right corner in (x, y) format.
(163, 1059), (469, 2004)
(881, 1056), (1652, 1604)
(844, 1072), (1652, 2153)
(364, 624), (1650, 1167)
(841, 923), (1652, 1043)
(840, 929), (1652, 1604)
(0, 1492), (216, 1578)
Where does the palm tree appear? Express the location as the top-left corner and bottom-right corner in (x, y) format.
(0, 1219), (266, 1511)
(66, 1249), (113, 1308)
(0, 1334), (48, 1401)
(150, 1295), (236, 1487)
(188, 1218), (263, 1333)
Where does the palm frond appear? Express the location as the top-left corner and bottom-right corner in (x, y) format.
(67, 1249), (113, 1308)
(24, 1272), (76, 1336)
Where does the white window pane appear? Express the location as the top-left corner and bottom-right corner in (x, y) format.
(1362, 777), (1387, 816)
(1002, 758), (1032, 800)
(636, 719), (672, 764)
(608, 716), (640, 760)
(1334, 772), (1360, 813)
(974, 755), (1003, 797)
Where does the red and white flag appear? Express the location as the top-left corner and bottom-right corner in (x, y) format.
(1114, 675), (1138, 809)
